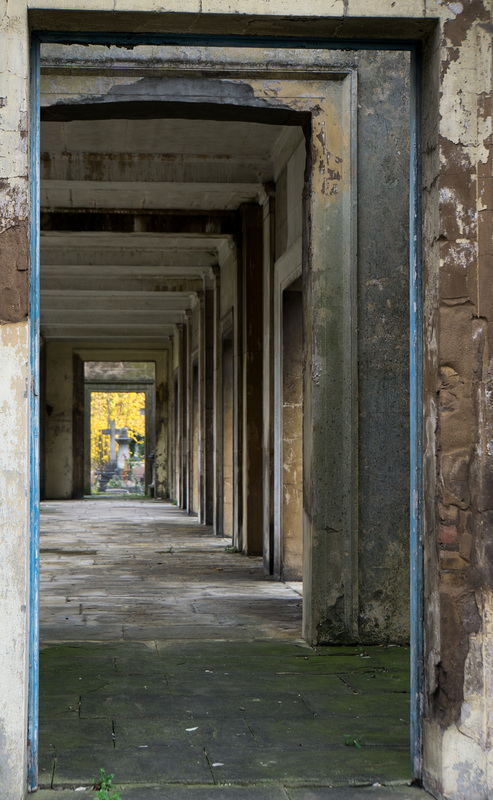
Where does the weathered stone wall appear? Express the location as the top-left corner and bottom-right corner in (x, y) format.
(0, 325), (29, 800)
(0, 223), (29, 324)
(44, 342), (73, 498)
(191, 359), (199, 512)
(282, 285), (303, 579)
(356, 49), (411, 644)
(0, 5), (31, 795)
(421, 5), (493, 798)
(222, 335), (234, 537)
(153, 346), (169, 498)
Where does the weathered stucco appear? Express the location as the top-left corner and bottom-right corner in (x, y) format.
(44, 342), (73, 498)
(0, 323), (29, 800)
(421, 3), (493, 798)
(0, 6), (31, 798)
(1, 2), (493, 799)
(0, 222), (29, 324)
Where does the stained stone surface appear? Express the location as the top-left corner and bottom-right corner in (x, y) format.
(37, 499), (431, 799)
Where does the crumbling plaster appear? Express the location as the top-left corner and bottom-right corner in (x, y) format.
(0, 6), (32, 799)
(0, 324), (29, 800)
(0, 1), (492, 798)
(0, 1), (29, 326)
(421, 2), (493, 798)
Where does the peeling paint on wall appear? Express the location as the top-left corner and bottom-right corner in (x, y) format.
(0, 321), (29, 800)
(419, 1), (493, 794)
(0, 222), (29, 324)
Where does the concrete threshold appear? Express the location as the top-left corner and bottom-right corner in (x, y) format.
(35, 786), (432, 799)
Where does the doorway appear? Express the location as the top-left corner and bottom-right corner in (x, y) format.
(31, 35), (420, 791)
(83, 360), (155, 497)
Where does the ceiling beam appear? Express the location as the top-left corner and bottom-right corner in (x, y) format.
(41, 323), (176, 337)
(40, 181), (262, 211)
(40, 209), (241, 236)
(40, 151), (271, 185)
(40, 277), (208, 293)
(40, 266), (211, 279)
(40, 309), (188, 323)
(41, 289), (196, 303)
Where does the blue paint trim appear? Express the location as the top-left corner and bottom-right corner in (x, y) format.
(34, 30), (417, 51)
(28, 32), (41, 794)
(409, 44), (424, 779)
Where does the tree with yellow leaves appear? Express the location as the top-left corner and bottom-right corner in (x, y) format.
(90, 391), (146, 470)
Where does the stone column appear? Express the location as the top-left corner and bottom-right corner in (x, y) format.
(44, 343), (73, 499)
(185, 309), (192, 513)
(261, 188), (276, 573)
(154, 347), (169, 499)
(167, 334), (176, 502)
(176, 323), (186, 508)
(204, 280), (215, 525)
(240, 203), (264, 556)
(72, 352), (84, 499)
(212, 267), (221, 535)
(197, 290), (206, 523)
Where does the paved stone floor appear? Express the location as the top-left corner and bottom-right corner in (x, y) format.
(36, 499), (431, 800)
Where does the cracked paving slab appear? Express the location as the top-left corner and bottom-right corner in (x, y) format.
(38, 499), (431, 799)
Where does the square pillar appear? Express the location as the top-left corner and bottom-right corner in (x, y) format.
(240, 203), (264, 556)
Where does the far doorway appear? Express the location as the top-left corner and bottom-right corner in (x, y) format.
(83, 361), (155, 497)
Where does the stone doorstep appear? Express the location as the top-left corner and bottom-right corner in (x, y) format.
(34, 783), (433, 800)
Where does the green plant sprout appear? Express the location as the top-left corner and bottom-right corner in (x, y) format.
(93, 768), (122, 800)
(344, 734), (362, 748)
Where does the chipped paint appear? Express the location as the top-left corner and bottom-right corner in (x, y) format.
(422, 1), (493, 795)
(0, 322), (30, 800)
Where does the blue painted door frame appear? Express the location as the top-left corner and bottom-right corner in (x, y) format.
(409, 46), (424, 778)
(28, 30), (423, 791)
(28, 33), (40, 793)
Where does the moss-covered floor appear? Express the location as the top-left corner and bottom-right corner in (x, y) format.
(36, 500), (431, 799)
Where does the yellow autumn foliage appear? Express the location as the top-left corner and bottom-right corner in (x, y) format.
(90, 391), (146, 468)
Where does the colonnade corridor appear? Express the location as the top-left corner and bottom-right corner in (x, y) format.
(37, 499), (427, 800)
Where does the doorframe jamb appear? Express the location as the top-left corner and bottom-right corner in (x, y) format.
(28, 31), (41, 794)
(409, 41), (424, 779)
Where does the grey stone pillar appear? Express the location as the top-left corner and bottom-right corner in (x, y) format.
(197, 290), (206, 523)
(177, 322), (186, 509)
(185, 309), (193, 514)
(212, 267), (222, 535)
(261, 188), (276, 573)
(204, 281), (215, 525)
(240, 203), (264, 556)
